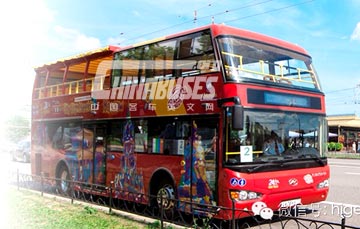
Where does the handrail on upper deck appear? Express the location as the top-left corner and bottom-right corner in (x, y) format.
(221, 51), (319, 89)
(33, 75), (108, 99)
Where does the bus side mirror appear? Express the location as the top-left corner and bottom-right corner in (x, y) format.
(232, 105), (244, 130)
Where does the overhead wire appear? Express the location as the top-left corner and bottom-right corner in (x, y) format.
(123, 1), (273, 43)
(324, 87), (355, 94)
(325, 87), (359, 105)
(116, 0), (313, 46)
(117, 2), (215, 45)
(193, 0), (274, 23)
(223, 0), (314, 23)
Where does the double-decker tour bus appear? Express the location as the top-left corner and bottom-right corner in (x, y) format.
(31, 24), (329, 220)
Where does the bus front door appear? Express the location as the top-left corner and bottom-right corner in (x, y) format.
(81, 124), (107, 186)
(190, 117), (218, 205)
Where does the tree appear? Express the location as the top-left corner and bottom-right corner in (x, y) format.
(4, 115), (30, 143)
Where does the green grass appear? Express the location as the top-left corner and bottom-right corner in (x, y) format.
(326, 152), (360, 159)
(5, 187), (148, 229)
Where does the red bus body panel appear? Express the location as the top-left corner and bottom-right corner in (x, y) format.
(31, 24), (329, 220)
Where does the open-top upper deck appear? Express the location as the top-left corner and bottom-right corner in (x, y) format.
(33, 24), (318, 101)
(33, 45), (119, 99)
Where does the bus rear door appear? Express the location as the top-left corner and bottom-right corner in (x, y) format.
(81, 124), (107, 186)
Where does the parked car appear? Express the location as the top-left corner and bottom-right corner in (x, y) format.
(11, 139), (31, 163)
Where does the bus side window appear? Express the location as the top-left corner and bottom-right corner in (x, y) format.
(107, 121), (123, 152)
(179, 38), (192, 58)
(176, 31), (215, 77)
(50, 125), (63, 149)
(147, 118), (189, 155)
(149, 119), (176, 154)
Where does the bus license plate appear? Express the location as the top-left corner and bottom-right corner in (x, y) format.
(279, 198), (301, 208)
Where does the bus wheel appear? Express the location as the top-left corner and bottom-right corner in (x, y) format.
(156, 184), (175, 211)
(57, 165), (71, 194)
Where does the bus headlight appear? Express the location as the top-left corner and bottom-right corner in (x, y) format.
(317, 179), (329, 189)
(230, 190), (262, 201)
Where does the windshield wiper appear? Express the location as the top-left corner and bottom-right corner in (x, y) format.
(298, 154), (325, 166)
(247, 155), (325, 173)
(247, 161), (283, 173)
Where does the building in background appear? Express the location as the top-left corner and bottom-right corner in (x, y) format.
(327, 114), (360, 152)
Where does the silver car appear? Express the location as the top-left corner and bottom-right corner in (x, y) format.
(11, 139), (31, 163)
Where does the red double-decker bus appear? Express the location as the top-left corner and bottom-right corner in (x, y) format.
(31, 24), (329, 221)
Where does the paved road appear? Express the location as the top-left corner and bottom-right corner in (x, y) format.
(268, 158), (360, 228)
(317, 158), (360, 227)
(327, 158), (360, 205)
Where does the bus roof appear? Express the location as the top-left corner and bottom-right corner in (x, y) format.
(127, 24), (309, 56)
(35, 24), (309, 72)
(210, 24), (309, 55)
(34, 45), (120, 74)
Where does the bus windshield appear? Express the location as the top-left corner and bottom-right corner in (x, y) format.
(226, 110), (327, 165)
(217, 36), (321, 90)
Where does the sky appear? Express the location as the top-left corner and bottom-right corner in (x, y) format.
(0, 0), (360, 132)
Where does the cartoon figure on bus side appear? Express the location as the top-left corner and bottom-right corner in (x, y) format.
(121, 120), (135, 191)
(94, 137), (106, 184)
(72, 128), (93, 183)
(178, 121), (214, 207)
(122, 120), (135, 171)
(193, 134), (213, 204)
(114, 120), (145, 196)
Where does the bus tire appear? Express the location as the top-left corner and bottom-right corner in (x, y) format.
(150, 172), (176, 217)
(156, 183), (175, 211)
(56, 164), (71, 194)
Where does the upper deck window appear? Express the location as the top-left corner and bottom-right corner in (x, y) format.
(218, 37), (321, 90)
(111, 30), (217, 88)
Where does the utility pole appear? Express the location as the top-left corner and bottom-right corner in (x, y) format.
(193, 10), (197, 24)
(354, 83), (360, 104)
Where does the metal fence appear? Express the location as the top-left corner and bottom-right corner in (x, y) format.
(10, 170), (360, 229)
